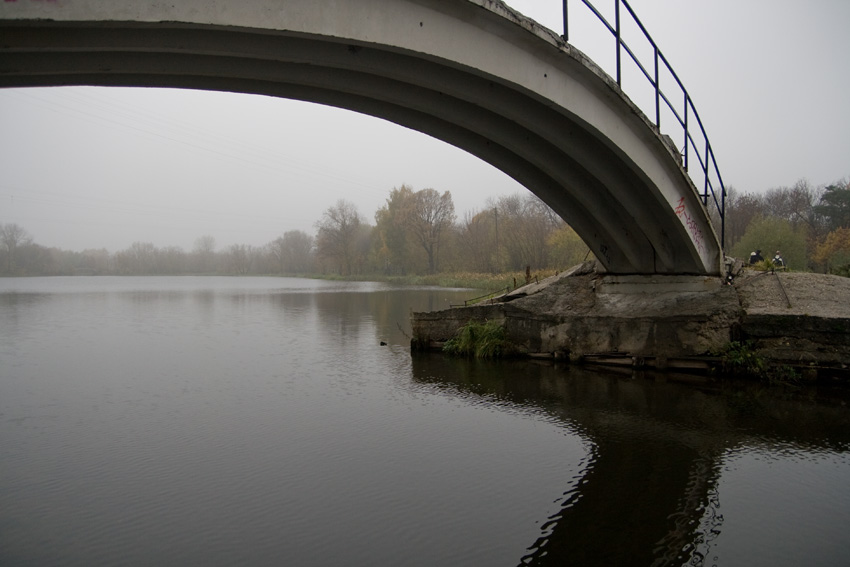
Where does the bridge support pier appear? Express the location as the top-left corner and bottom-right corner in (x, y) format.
(411, 264), (738, 367)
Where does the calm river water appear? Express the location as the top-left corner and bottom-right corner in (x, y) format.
(1, 276), (849, 566)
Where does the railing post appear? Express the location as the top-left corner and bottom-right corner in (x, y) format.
(683, 93), (689, 171)
(721, 183), (726, 250)
(563, 0), (569, 41)
(653, 46), (660, 127)
(615, 0), (621, 85)
(703, 138), (710, 203)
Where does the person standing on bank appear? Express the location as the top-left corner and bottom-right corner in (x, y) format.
(749, 249), (764, 265)
(773, 250), (785, 269)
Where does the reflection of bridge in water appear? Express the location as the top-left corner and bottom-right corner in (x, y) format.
(410, 355), (850, 566)
(1, 0), (724, 274)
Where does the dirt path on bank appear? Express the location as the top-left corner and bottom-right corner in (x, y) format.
(733, 270), (850, 318)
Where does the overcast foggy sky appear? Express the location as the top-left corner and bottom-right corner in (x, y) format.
(1, 0), (848, 253)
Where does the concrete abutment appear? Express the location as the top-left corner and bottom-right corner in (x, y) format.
(411, 264), (850, 378)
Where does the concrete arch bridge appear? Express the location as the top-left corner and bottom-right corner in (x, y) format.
(0, 0), (725, 275)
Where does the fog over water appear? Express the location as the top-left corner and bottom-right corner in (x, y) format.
(1, 0), (848, 253)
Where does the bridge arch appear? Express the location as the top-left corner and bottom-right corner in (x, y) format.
(0, 0), (722, 274)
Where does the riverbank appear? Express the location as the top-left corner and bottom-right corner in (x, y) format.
(304, 269), (559, 291)
(411, 262), (850, 381)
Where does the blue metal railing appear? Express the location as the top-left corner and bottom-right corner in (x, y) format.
(561, 0), (726, 249)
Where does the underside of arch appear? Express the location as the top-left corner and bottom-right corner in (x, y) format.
(0, 2), (722, 275)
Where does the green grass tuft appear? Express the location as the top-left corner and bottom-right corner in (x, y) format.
(443, 319), (513, 358)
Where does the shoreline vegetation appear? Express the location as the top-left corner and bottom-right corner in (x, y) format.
(0, 266), (559, 294)
(306, 269), (558, 291)
(0, 190), (595, 280)
(3, 179), (849, 281)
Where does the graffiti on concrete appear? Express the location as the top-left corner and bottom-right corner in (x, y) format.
(673, 197), (705, 257)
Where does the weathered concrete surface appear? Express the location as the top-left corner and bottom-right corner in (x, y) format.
(411, 263), (850, 375)
(0, 0), (721, 274)
(733, 271), (850, 369)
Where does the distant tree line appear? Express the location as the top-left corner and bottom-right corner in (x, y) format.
(721, 178), (850, 275)
(4, 179), (848, 278)
(0, 185), (590, 277)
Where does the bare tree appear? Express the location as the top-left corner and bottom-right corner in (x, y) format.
(1, 223), (32, 274)
(762, 180), (825, 234)
(269, 230), (314, 274)
(226, 244), (254, 275)
(408, 188), (455, 274)
(496, 193), (561, 271)
(458, 209), (497, 273)
(722, 187), (764, 249)
(315, 199), (363, 275)
(192, 235), (217, 273)
(80, 248), (111, 275)
(158, 246), (187, 275)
